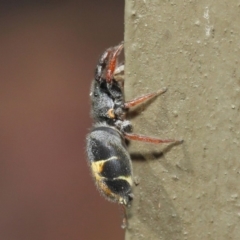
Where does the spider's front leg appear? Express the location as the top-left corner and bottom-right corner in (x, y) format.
(106, 42), (124, 83)
(94, 42), (123, 84)
(95, 48), (110, 83)
(98, 42), (126, 120)
(94, 42), (125, 106)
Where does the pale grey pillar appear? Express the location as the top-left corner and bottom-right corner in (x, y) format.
(125, 1), (240, 239)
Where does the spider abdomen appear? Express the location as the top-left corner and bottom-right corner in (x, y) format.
(86, 125), (133, 205)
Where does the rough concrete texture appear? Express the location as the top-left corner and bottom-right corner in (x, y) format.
(124, 0), (240, 239)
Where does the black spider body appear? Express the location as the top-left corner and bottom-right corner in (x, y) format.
(87, 43), (134, 206)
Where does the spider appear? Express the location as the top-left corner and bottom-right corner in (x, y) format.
(86, 42), (182, 226)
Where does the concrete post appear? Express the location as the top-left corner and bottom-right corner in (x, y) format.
(125, 1), (240, 239)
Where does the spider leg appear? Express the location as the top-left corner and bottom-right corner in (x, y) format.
(95, 49), (111, 82)
(124, 132), (183, 144)
(124, 87), (167, 109)
(113, 64), (125, 89)
(114, 64), (124, 76)
(106, 42), (124, 83)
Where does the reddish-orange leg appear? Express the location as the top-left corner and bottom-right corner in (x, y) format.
(123, 87), (183, 143)
(124, 87), (167, 109)
(124, 132), (183, 144)
(106, 42), (124, 83)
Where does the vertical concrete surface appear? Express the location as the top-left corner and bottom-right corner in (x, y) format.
(125, 1), (240, 239)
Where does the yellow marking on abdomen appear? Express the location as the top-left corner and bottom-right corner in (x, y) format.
(91, 157), (132, 185)
(91, 156), (118, 178)
(114, 175), (133, 186)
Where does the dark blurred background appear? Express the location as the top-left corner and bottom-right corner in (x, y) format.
(0, 1), (124, 239)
